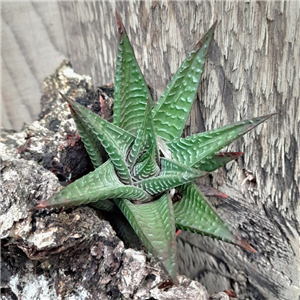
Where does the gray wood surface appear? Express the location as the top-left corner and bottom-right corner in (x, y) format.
(1, 1), (68, 130)
(2, 1), (299, 299)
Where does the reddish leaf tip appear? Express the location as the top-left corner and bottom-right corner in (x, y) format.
(212, 20), (218, 30)
(235, 233), (257, 253)
(58, 91), (69, 102)
(34, 200), (52, 210)
(224, 289), (238, 298)
(269, 112), (277, 117)
(195, 20), (217, 49)
(175, 229), (182, 237)
(235, 152), (244, 157)
(220, 152), (244, 160)
(218, 192), (229, 198)
(239, 239), (257, 253)
(67, 103), (76, 114)
(115, 10), (124, 34)
(199, 185), (228, 198)
(260, 112), (277, 122)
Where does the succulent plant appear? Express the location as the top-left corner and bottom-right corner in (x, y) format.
(36, 12), (273, 284)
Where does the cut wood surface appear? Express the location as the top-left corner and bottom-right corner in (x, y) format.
(2, 1), (299, 300)
(1, 2), (68, 130)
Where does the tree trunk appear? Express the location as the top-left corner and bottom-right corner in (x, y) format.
(2, 1), (299, 300)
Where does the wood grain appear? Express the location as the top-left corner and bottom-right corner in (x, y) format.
(2, 1), (299, 299)
(1, 1), (67, 130)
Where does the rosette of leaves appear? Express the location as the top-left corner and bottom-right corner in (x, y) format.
(36, 12), (273, 284)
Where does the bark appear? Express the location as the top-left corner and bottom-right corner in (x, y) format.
(1, 62), (230, 300)
(2, 1), (299, 299)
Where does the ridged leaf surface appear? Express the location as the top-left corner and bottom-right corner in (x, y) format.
(114, 12), (152, 135)
(167, 115), (274, 168)
(60, 93), (104, 168)
(114, 193), (178, 284)
(157, 136), (172, 159)
(61, 94), (135, 184)
(153, 22), (216, 141)
(128, 99), (159, 168)
(90, 199), (116, 212)
(197, 152), (243, 172)
(135, 158), (206, 195)
(36, 160), (151, 209)
(132, 145), (160, 180)
(174, 183), (256, 252)
(68, 106), (104, 168)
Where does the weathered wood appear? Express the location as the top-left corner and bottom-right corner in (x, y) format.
(2, 1), (299, 299)
(1, 2), (68, 130)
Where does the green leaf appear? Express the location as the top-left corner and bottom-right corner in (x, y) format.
(114, 193), (178, 284)
(114, 12), (152, 135)
(36, 160), (151, 209)
(153, 22), (217, 141)
(90, 199), (116, 212)
(167, 114), (274, 168)
(132, 144), (160, 180)
(60, 93), (135, 184)
(60, 93), (104, 168)
(174, 183), (256, 252)
(157, 136), (172, 159)
(196, 152), (243, 172)
(128, 99), (159, 168)
(135, 158), (206, 195)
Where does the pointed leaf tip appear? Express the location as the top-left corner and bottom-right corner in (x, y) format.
(199, 185), (229, 198)
(167, 114), (275, 169)
(58, 91), (71, 103)
(58, 91), (73, 106)
(115, 10), (124, 34)
(113, 13), (152, 135)
(239, 239), (257, 253)
(247, 113), (276, 131)
(218, 152), (244, 158)
(34, 199), (52, 210)
(235, 233), (257, 253)
(153, 22), (217, 141)
(195, 20), (217, 49)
